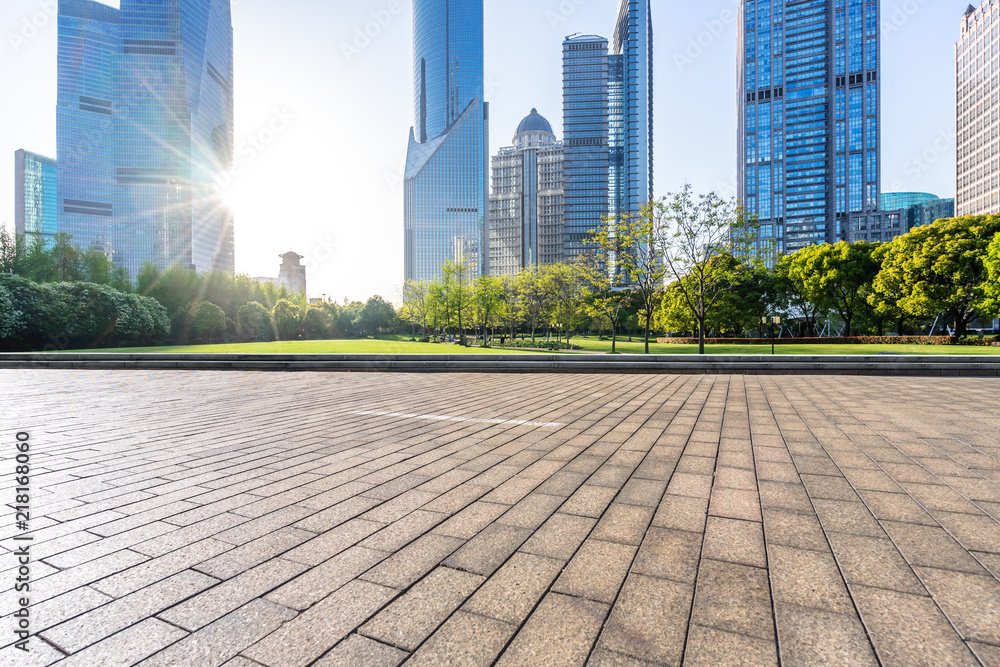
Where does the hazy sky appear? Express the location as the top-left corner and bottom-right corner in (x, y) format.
(0, 0), (967, 302)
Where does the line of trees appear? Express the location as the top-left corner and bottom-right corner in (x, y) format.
(400, 190), (1000, 353)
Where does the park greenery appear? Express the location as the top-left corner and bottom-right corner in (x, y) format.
(3, 189), (1000, 353)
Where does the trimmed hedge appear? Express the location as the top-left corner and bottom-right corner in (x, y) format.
(655, 336), (962, 346)
(0, 274), (169, 351)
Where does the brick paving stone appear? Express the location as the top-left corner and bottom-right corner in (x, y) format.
(762, 509), (829, 552)
(360, 566), (483, 651)
(312, 635), (407, 667)
(596, 574), (693, 665)
(9, 372), (1000, 667)
(652, 494), (710, 533)
(552, 539), (637, 604)
(404, 611), (516, 667)
(462, 552), (564, 625)
(880, 521), (987, 574)
(590, 503), (655, 546)
(774, 602), (878, 667)
(139, 599), (296, 667)
(683, 624), (778, 667)
(914, 567), (1000, 645)
(632, 527), (703, 584)
(41, 570), (217, 654)
(518, 512), (596, 561)
(852, 585), (981, 667)
(767, 544), (854, 615)
(363, 534), (464, 589)
(245, 580), (397, 667)
(495, 593), (609, 667)
(560, 485), (618, 518)
(53, 618), (187, 667)
(690, 559), (775, 641)
(159, 558), (309, 631)
(826, 532), (926, 595)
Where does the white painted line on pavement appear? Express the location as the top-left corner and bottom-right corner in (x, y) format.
(350, 410), (564, 428)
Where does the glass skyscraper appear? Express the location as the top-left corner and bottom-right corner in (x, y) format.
(15, 150), (59, 245)
(404, 0), (489, 283)
(115, 0), (236, 276)
(609, 0), (653, 220)
(739, 0), (882, 254)
(56, 0), (119, 254)
(562, 34), (609, 262)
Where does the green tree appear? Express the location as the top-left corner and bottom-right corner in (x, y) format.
(658, 187), (759, 354)
(302, 307), (332, 340)
(272, 299), (302, 340)
(237, 301), (273, 342)
(400, 281), (431, 335)
(542, 263), (582, 346)
(579, 251), (635, 353)
(440, 258), (474, 341)
(472, 275), (503, 344)
(192, 302), (227, 343)
(780, 241), (880, 337)
(0, 227), (23, 275)
(873, 215), (1000, 337)
(358, 295), (397, 335)
(985, 232), (1000, 317)
(517, 267), (549, 343)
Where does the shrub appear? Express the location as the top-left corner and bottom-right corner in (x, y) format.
(237, 302), (273, 342)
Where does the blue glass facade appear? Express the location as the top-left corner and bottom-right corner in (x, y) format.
(562, 35), (609, 262)
(405, 0), (489, 282)
(610, 0), (653, 219)
(115, 0), (235, 276)
(15, 150), (59, 245)
(56, 0), (119, 253)
(739, 0), (881, 255)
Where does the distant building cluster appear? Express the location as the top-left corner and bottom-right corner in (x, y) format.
(403, 0), (653, 281)
(253, 252), (307, 295)
(15, 0), (236, 277)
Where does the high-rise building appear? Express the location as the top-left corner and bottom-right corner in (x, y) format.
(738, 0), (882, 254)
(14, 150), (59, 245)
(957, 2), (999, 216)
(278, 252), (307, 294)
(609, 0), (653, 221)
(562, 34), (609, 262)
(404, 0), (489, 283)
(56, 0), (119, 253)
(489, 109), (564, 275)
(115, 0), (236, 276)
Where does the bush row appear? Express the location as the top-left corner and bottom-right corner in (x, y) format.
(655, 336), (968, 346)
(0, 274), (169, 351)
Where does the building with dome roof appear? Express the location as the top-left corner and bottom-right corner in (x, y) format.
(488, 109), (565, 275)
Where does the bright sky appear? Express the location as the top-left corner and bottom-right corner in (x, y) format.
(0, 0), (966, 302)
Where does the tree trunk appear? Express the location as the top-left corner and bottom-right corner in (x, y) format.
(698, 317), (706, 355)
(644, 312), (652, 354)
(611, 329), (617, 354)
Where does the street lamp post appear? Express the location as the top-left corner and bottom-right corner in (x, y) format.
(763, 316), (782, 355)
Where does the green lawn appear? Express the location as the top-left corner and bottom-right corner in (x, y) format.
(568, 336), (1000, 356)
(76, 338), (540, 355)
(68, 335), (1000, 355)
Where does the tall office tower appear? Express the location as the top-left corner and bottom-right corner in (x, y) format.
(562, 34), (609, 262)
(15, 150), (59, 246)
(739, 0), (882, 255)
(115, 0), (235, 276)
(404, 0), (489, 283)
(56, 0), (119, 253)
(957, 2), (999, 216)
(488, 109), (565, 275)
(609, 0), (653, 220)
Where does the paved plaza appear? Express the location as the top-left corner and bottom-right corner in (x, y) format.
(2, 370), (1000, 667)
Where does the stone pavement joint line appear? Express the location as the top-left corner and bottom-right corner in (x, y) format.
(1, 370), (999, 667)
(350, 409), (566, 428)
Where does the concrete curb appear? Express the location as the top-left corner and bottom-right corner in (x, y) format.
(1, 353), (999, 376)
